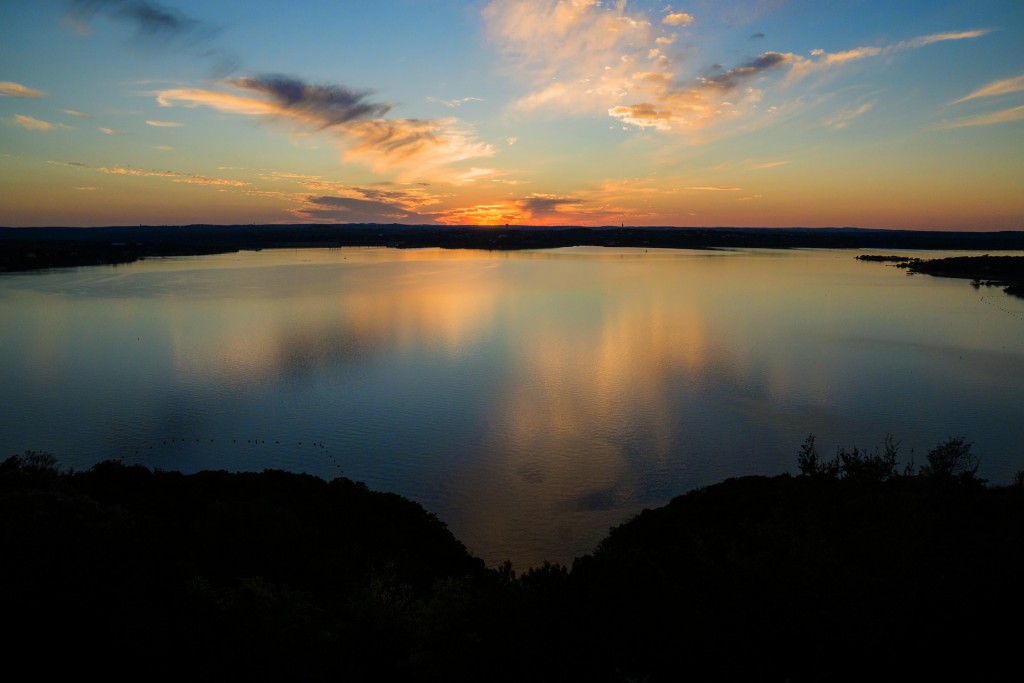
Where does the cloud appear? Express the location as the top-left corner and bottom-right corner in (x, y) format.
(294, 195), (414, 222)
(95, 165), (248, 186)
(301, 180), (442, 212)
(824, 101), (874, 129)
(99, 126), (127, 134)
(429, 96), (484, 108)
(68, 0), (210, 41)
(287, 181), (444, 222)
(897, 29), (989, 49)
(518, 193), (578, 214)
(953, 75), (1024, 104)
(13, 114), (53, 130)
(63, 109), (92, 118)
(684, 186), (741, 191)
(455, 167), (499, 183)
(608, 102), (677, 130)
(75, 186), (97, 190)
(485, 2), (981, 141)
(0, 81), (45, 97)
(750, 160), (788, 169)
(229, 75), (392, 127)
(157, 76), (493, 178)
(66, 0), (237, 75)
(662, 12), (694, 27)
(483, 0), (672, 114)
(155, 144), (174, 151)
(750, 32), (765, 40)
(435, 203), (526, 226)
(789, 29), (989, 81)
(341, 118), (495, 179)
(699, 51), (797, 90)
(604, 25), (989, 138)
(938, 105), (1024, 129)
(145, 119), (182, 127)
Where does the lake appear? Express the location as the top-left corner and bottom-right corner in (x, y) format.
(2, 246), (1023, 569)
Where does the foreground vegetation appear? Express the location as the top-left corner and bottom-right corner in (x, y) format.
(4, 438), (1023, 681)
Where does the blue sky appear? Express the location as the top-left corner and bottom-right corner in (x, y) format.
(2, 0), (1022, 228)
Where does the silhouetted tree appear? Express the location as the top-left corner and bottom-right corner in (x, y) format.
(919, 437), (980, 483)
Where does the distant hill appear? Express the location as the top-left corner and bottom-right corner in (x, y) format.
(3, 223), (1024, 272)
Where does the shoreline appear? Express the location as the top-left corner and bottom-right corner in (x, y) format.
(3, 223), (1024, 273)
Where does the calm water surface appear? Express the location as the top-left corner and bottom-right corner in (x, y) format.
(2, 247), (1023, 568)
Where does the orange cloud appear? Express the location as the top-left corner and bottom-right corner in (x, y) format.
(13, 114), (53, 130)
(483, 0), (672, 114)
(662, 12), (694, 26)
(1, 82), (45, 97)
(953, 75), (1024, 104)
(157, 78), (493, 179)
(939, 105), (1024, 129)
(436, 203), (528, 225)
(95, 166), (248, 186)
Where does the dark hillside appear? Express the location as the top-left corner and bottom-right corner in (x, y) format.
(3, 446), (1023, 681)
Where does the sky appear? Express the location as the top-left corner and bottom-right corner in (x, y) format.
(1, 0), (1022, 230)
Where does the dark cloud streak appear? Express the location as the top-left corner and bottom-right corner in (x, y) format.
(299, 195), (413, 222)
(232, 76), (392, 128)
(68, 0), (237, 76)
(701, 51), (793, 90)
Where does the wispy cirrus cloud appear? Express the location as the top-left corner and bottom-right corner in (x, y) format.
(938, 105), (1024, 129)
(789, 30), (990, 81)
(95, 165), (248, 186)
(824, 101), (874, 129)
(145, 119), (182, 127)
(0, 81), (45, 97)
(63, 109), (92, 118)
(49, 158), (249, 187)
(157, 75), (493, 179)
(952, 74), (1024, 104)
(428, 96), (484, 108)
(684, 186), (741, 191)
(12, 114), (54, 130)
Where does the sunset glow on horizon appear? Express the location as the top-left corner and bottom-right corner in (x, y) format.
(2, 0), (1022, 230)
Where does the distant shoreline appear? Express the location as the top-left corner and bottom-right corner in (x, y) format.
(3, 224), (1024, 282)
